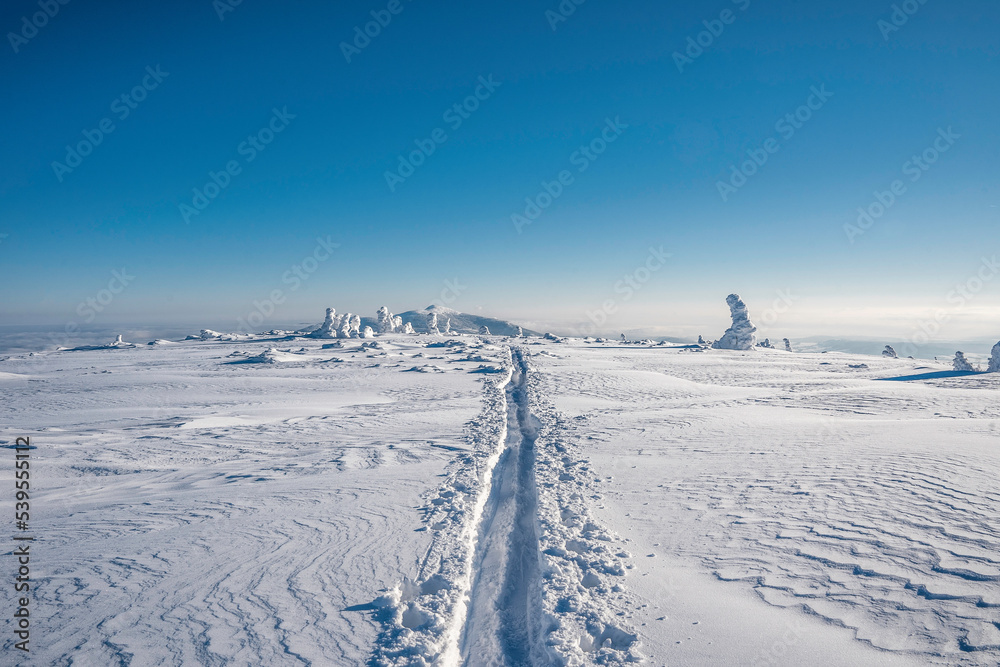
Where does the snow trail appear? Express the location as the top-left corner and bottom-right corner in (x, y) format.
(460, 349), (544, 666)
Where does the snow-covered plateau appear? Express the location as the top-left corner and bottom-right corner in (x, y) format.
(3, 333), (1000, 666)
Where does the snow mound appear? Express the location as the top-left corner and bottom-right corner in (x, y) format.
(712, 294), (757, 350)
(230, 348), (301, 364)
(61, 335), (138, 351)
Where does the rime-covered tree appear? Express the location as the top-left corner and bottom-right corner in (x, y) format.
(990, 341), (1000, 372)
(953, 351), (975, 372)
(376, 306), (396, 334)
(712, 294), (757, 351)
(310, 308), (338, 338)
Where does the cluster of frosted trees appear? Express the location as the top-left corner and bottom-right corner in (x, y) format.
(950, 343), (1000, 373)
(308, 307), (451, 339)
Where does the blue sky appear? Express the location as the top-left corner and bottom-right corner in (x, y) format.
(1, 0), (998, 339)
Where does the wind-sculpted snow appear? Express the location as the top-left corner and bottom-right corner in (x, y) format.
(1, 336), (487, 666)
(4, 334), (998, 665)
(530, 343), (1000, 666)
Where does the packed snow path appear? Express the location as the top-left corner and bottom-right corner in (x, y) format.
(460, 349), (543, 666)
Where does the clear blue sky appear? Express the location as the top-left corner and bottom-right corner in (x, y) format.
(2, 0), (998, 339)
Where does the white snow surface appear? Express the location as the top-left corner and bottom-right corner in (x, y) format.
(3, 336), (1000, 665)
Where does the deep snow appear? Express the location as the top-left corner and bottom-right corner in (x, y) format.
(3, 333), (999, 665)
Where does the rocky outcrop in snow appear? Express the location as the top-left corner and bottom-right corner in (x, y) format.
(989, 342), (1000, 372)
(953, 351), (976, 372)
(882, 345), (897, 359)
(712, 294), (757, 351)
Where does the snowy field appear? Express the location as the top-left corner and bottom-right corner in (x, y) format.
(3, 335), (1000, 665)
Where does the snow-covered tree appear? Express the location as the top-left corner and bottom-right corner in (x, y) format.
(442, 317), (451, 334)
(309, 308), (338, 338)
(361, 326), (375, 339)
(882, 345), (897, 358)
(953, 351), (975, 372)
(337, 314), (353, 339)
(402, 322), (415, 334)
(427, 312), (440, 335)
(479, 325), (491, 335)
(989, 341), (1000, 372)
(760, 338), (772, 348)
(712, 294), (757, 351)
(783, 338), (792, 352)
(349, 314), (361, 337)
(376, 306), (396, 334)
(697, 335), (705, 345)
(515, 326), (523, 337)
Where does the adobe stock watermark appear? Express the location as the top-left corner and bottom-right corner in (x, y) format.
(545, 0), (588, 31)
(44, 268), (136, 349)
(213, 0), (244, 21)
(236, 235), (340, 333)
(179, 107), (295, 223)
(758, 289), (796, 326)
(428, 277), (467, 310)
(898, 254), (998, 355)
(384, 75), (501, 192)
(878, 0), (930, 40)
(51, 65), (169, 182)
(749, 620), (806, 666)
(511, 116), (628, 234)
(575, 245), (671, 336)
(716, 85), (833, 202)
(7, 0), (70, 54)
(340, 0), (414, 63)
(673, 0), (752, 73)
(843, 126), (959, 244)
